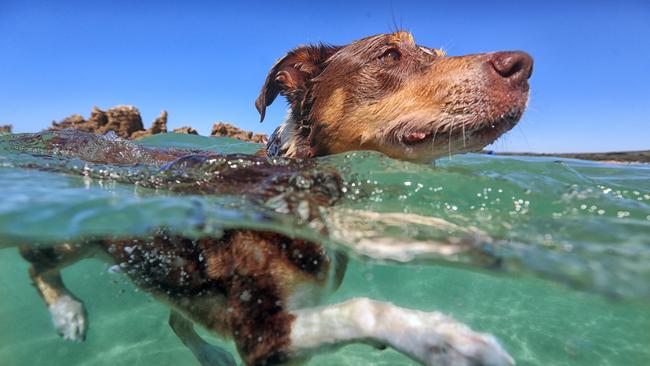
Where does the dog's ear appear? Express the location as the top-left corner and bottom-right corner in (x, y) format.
(255, 45), (339, 122)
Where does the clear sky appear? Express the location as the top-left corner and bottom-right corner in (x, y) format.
(1, 0), (648, 153)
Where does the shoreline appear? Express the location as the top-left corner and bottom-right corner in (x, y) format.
(484, 150), (650, 164)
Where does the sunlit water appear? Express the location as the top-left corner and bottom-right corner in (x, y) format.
(1, 131), (649, 366)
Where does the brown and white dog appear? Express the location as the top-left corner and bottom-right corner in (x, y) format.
(17, 32), (532, 366)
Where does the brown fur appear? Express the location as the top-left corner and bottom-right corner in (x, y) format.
(17, 31), (532, 366)
(259, 32), (531, 162)
(108, 230), (334, 365)
(20, 229), (336, 365)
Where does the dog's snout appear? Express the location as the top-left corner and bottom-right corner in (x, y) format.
(489, 51), (533, 84)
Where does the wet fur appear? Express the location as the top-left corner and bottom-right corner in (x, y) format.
(16, 31), (531, 366)
(261, 32), (530, 162)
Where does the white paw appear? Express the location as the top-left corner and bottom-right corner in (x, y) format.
(415, 314), (514, 366)
(48, 295), (87, 342)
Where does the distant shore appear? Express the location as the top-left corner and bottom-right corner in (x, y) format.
(484, 150), (650, 164)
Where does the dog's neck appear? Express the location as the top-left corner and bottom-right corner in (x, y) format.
(266, 115), (313, 159)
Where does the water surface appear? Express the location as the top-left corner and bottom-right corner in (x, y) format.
(1, 131), (648, 365)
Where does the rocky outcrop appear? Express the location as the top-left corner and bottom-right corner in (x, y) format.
(173, 126), (198, 135)
(88, 106), (109, 131)
(99, 106), (144, 138)
(0, 125), (13, 133)
(131, 111), (168, 139)
(211, 122), (268, 143)
(50, 114), (92, 132)
(50, 106), (144, 139)
(46, 106), (267, 143)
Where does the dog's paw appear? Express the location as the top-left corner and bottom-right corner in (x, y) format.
(414, 315), (514, 366)
(48, 295), (87, 342)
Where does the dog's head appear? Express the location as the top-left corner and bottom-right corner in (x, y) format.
(257, 31), (532, 162)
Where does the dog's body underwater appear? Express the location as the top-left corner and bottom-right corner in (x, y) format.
(15, 32), (532, 366)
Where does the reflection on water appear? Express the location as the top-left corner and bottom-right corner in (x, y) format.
(1, 131), (649, 365)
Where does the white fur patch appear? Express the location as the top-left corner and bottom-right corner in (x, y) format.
(266, 114), (301, 158)
(290, 298), (514, 366)
(325, 208), (490, 262)
(49, 294), (87, 342)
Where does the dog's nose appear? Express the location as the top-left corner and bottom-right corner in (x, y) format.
(490, 51), (533, 85)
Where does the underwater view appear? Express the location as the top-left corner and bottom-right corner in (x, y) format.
(1, 131), (648, 366)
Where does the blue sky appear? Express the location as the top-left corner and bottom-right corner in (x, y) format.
(1, 0), (648, 153)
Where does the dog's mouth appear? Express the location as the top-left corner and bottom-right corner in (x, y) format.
(396, 107), (524, 148)
(401, 131), (433, 145)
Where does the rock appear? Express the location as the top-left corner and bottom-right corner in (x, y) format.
(149, 111), (168, 134)
(49, 106), (144, 139)
(45, 107), (265, 143)
(85, 106), (108, 131)
(0, 125), (13, 133)
(173, 126), (198, 135)
(47, 106), (171, 140)
(131, 111), (168, 139)
(50, 114), (93, 132)
(210, 122), (268, 143)
(250, 134), (268, 144)
(97, 105), (144, 138)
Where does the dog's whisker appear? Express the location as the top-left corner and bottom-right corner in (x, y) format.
(431, 126), (439, 153)
(462, 123), (467, 147)
(448, 120), (454, 159)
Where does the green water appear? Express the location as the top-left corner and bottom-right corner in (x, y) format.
(1, 131), (649, 365)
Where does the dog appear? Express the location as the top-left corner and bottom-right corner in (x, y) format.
(16, 31), (532, 366)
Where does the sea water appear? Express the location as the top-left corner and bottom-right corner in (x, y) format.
(0, 131), (648, 366)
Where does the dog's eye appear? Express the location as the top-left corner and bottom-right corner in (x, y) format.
(379, 49), (401, 63)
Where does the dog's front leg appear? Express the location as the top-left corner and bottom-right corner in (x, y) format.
(168, 310), (237, 366)
(19, 245), (95, 342)
(289, 298), (514, 366)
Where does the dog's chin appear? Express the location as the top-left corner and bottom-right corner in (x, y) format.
(383, 103), (526, 163)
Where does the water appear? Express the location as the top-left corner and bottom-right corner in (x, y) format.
(1, 131), (649, 366)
